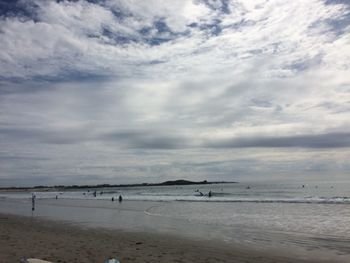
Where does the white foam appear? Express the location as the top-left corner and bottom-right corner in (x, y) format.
(1, 191), (350, 204)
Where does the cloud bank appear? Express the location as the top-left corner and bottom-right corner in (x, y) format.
(0, 0), (349, 186)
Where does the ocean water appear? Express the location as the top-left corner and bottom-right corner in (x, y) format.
(1, 181), (350, 260)
(3, 180), (350, 203)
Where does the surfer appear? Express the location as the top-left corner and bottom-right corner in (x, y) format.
(194, 189), (204, 196)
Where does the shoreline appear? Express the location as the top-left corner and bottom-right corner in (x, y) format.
(0, 213), (332, 263)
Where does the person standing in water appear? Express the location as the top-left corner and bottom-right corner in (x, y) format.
(118, 195), (123, 202)
(31, 193), (36, 211)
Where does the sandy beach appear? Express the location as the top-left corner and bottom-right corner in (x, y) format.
(0, 213), (326, 263)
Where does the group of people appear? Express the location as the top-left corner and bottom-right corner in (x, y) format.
(195, 189), (212, 197)
(89, 190), (123, 202)
(111, 195), (123, 202)
(30, 191), (123, 215)
(54, 190), (123, 202)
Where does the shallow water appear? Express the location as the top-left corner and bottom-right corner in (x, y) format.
(1, 181), (350, 261)
(2, 181), (350, 203)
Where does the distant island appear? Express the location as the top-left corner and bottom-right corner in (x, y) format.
(0, 179), (237, 191)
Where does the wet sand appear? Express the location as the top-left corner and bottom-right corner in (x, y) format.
(0, 213), (328, 263)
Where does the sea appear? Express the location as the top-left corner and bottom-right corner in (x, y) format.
(1, 180), (350, 261)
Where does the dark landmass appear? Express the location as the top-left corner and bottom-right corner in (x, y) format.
(0, 179), (238, 191)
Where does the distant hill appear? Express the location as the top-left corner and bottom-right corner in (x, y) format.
(158, 180), (213, 186)
(0, 179), (237, 191)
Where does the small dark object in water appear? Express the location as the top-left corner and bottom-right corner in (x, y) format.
(118, 195), (123, 202)
(246, 186), (251, 189)
(208, 191), (212, 197)
(31, 194), (36, 211)
(112, 197), (114, 202)
(302, 185), (305, 188)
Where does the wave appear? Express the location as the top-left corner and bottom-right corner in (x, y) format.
(1, 191), (350, 204)
(124, 195), (350, 204)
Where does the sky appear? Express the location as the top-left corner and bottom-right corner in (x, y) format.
(0, 0), (349, 187)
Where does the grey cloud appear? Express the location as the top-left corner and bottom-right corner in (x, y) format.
(285, 54), (323, 73)
(251, 98), (273, 108)
(199, 18), (223, 36)
(0, 175), (53, 187)
(3, 126), (349, 150)
(206, 132), (350, 149)
(0, 173), (107, 187)
(310, 1), (350, 37)
(312, 101), (350, 114)
(230, 19), (256, 30)
(0, 73), (111, 95)
(0, 0), (350, 186)
(0, 126), (190, 149)
(103, 130), (191, 149)
(325, 0), (350, 7)
(0, 155), (49, 161)
(200, 0), (231, 14)
(0, 0), (39, 21)
(137, 18), (190, 46)
(326, 15), (350, 37)
(0, 127), (92, 145)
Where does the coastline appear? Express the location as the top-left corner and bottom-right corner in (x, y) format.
(0, 213), (323, 263)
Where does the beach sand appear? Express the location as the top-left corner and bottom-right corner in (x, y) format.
(0, 213), (325, 263)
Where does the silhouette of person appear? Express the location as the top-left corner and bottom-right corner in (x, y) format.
(31, 193), (36, 211)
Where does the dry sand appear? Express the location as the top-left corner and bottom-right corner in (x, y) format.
(0, 213), (323, 263)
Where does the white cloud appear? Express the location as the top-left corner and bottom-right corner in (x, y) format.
(0, 0), (350, 185)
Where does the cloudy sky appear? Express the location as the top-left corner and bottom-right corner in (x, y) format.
(0, 0), (349, 186)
